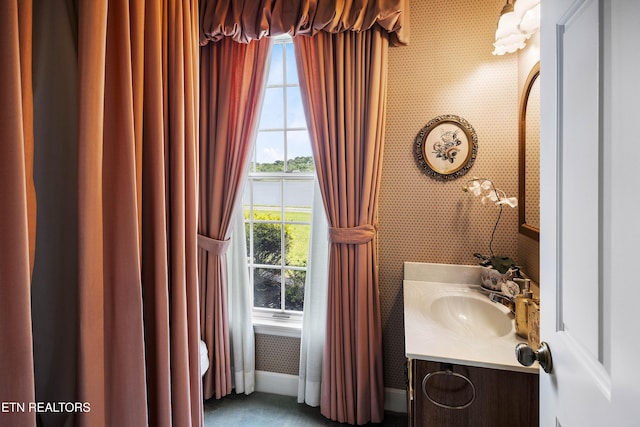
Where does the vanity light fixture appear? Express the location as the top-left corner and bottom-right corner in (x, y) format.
(492, 0), (527, 55)
(515, 0), (541, 37)
(492, 0), (541, 56)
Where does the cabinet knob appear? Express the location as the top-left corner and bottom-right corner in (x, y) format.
(515, 341), (553, 373)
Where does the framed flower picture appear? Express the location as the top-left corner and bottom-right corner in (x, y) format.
(414, 115), (478, 180)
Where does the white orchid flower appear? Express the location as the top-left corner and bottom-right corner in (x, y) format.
(496, 197), (518, 208)
(481, 189), (499, 205)
(467, 180), (482, 196)
(462, 177), (518, 266)
(464, 178), (518, 209)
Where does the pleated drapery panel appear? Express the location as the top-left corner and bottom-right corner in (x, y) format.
(0, 1), (37, 425)
(141, 0), (202, 425)
(294, 27), (389, 424)
(77, 1), (201, 426)
(198, 36), (272, 400)
(199, 0), (409, 46)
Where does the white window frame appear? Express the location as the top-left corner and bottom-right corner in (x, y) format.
(245, 34), (313, 336)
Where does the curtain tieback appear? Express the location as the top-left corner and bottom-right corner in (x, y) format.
(328, 223), (378, 245)
(197, 234), (231, 256)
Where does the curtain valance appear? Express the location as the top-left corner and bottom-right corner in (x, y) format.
(200, 0), (409, 46)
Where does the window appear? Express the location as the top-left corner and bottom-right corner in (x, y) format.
(243, 35), (314, 321)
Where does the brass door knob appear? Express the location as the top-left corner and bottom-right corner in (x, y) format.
(515, 341), (553, 373)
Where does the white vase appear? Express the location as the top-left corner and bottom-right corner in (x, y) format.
(480, 266), (514, 291)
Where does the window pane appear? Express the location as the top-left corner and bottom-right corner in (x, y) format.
(253, 222), (282, 265)
(254, 268), (282, 309)
(251, 179), (281, 210)
(255, 132), (285, 172)
(286, 131), (314, 172)
(267, 44), (284, 85)
(283, 180), (313, 210)
(284, 208), (313, 223)
(286, 89), (306, 128)
(285, 224), (310, 267)
(285, 43), (298, 85)
(260, 87), (284, 129)
(285, 269), (305, 311)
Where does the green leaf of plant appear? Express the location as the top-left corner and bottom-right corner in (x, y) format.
(490, 256), (516, 274)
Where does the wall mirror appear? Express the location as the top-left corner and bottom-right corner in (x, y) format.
(519, 62), (540, 241)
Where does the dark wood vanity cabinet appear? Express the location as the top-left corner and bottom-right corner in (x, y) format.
(408, 359), (538, 427)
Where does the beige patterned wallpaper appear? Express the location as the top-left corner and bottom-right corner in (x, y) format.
(379, 0), (521, 389)
(255, 334), (300, 376)
(255, 0), (541, 392)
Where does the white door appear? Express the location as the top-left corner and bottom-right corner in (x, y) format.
(538, 0), (640, 425)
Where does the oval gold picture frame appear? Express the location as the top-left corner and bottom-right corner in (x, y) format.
(414, 115), (478, 180)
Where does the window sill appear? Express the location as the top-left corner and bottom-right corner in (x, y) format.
(252, 316), (302, 339)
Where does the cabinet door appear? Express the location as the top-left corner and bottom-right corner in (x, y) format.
(412, 360), (538, 427)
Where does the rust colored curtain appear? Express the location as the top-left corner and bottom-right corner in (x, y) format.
(76, 1), (201, 426)
(0, 0), (37, 425)
(294, 27), (389, 424)
(199, 0), (409, 46)
(198, 36), (271, 400)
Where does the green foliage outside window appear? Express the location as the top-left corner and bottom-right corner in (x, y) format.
(255, 155), (314, 173)
(248, 211), (306, 311)
(251, 212), (291, 265)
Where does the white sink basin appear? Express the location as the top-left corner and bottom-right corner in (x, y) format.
(430, 295), (513, 338)
(403, 262), (537, 373)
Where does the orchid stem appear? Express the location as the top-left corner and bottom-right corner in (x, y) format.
(465, 177), (508, 261)
(489, 203), (503, 258)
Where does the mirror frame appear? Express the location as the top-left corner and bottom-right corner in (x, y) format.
(518, 61), (540, 241)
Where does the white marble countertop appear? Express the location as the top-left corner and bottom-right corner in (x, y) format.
(403, 262), (539, 374)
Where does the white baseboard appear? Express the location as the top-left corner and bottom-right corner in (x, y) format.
(383, 387), (408, 414)
(254, 371), (407, 414)
(255, 370), (298, 396)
